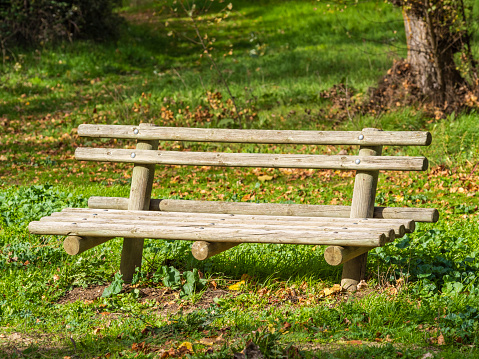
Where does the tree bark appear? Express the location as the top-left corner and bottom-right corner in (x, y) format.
(400, 0), (464, 106)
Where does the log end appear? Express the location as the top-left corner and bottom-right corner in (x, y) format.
(324, 246), (344, 266)
(63, 235), (82, 255)
(424, 132), (432, 146)
(192, 241), (239, 261)
(192, 241), (210, 261)
(422, 157), (429, 171)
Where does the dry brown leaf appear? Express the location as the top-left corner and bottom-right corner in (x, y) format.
(198, 334), (224, 346)
(324, 284), (342, 296)
(437, 334), (446, 345)
(346, 340), (362, 345)
(209, 280), (218, 290)
(178, 341), (193, 351)
(258, 175), (273, 182)
(357, 280), (368, 291)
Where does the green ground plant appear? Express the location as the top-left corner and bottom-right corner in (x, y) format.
(1, 0), (479, 358)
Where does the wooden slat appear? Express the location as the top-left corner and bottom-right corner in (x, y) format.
(75, 148), (428, 171)
(46, 209), (410, 236)
(39, 215), (403, 239)
(78, 124), (432, 146)
(87, 196), (439, 223)
(55, 208), (415, 228)
(28, 221), (387, 247)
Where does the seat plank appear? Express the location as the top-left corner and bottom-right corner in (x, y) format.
(53, 208), (415, 233)
(49, 210), (409, 236)
(29, 219), (388, 246)
(88, 196), (439, 223)
(40, 214), (405, 239)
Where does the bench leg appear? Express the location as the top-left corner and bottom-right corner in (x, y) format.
(342, 128), (382, 291)
(120, 238), (145, 282)
(341, 251), (368, 291)
(119, 128), (159, 282)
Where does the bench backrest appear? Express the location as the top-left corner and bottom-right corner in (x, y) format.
(76, 124), (430, 171)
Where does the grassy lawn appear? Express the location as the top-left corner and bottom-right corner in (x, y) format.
(1, 0), (479, 358)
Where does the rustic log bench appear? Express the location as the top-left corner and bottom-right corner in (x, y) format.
(28, 124), (439, 291)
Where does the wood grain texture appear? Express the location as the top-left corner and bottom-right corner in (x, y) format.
(87, 196), (438, 223)
(192, 241), (239, 260)
(46, 209), (412, 235)
(78, 124), (432, 146)
(324, 246), (371, 266)
(28, 220), (388, 246)
(63, 235), (114, 255)
(120, 127), (159, 282)
(75, 148), (428, 171)
(340, 128), (382, 291)
(39, 215), (402, 240)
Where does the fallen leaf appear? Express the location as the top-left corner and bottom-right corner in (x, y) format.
(199, 334), (224, 346)
(346, 340), (362, 345)
(178, 341), (193, 351)
(357, 280), (368, 291)
(437, 333), (445, 345)
(387, 287), (398, 296)
(258, 175), (273, 182)
(228, 280), (246, 291)
(324, 284), (342, 296)
(209, 280), (218, 289)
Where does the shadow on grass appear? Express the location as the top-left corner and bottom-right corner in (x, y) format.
(0, 0), (407, 124)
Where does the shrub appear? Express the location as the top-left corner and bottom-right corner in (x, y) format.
(0, 0), (122, 49)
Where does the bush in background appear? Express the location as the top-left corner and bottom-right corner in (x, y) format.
(0, 0), (123, 50)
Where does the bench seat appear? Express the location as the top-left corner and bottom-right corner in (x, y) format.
(29, 208), (414, 247)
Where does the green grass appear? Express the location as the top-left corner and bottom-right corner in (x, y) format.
(1, 0), (479, 357)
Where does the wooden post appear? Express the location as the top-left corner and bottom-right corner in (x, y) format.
(340, 128), (382, 291)
(120, 123), (159, 282)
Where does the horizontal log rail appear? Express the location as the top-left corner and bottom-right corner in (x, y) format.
(75, 148), (428, 171)
(55, 208), (415, 231)
(88, 196), (439, 223)
(78, 124), (432, 146)
(28, 221), (388, 247)
(41, 213), (406, 239)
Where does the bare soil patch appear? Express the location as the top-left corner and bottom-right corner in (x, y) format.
(57, 284), (230, 316)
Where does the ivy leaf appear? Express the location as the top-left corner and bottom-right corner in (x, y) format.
(162, 266), (181, 288)
(102, 272), (124, 298)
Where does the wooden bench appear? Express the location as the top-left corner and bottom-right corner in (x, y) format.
(28, 124), (439, 291)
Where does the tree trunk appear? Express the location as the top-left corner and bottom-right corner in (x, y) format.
(401, 1), (464, 106)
